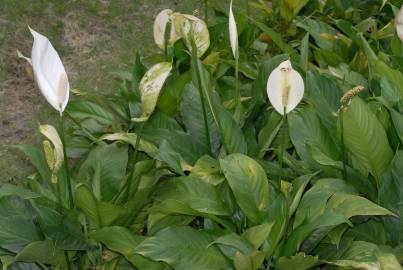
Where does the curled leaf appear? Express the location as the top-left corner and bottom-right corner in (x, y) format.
(132, 62), (173, 122)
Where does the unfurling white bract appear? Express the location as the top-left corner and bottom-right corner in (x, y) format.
(153, 9), (181, 50)
(396, 6), (403, 42)
(175, 13), (210, 57)
(229, 0), (238, 58)
(24, 27), (70, 114)
(153, 10), (210, 57)
(40, 124), (64, 183)
(266, 60), (304, 115)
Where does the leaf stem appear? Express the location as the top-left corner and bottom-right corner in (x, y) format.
(235, 53), (240, 108)
(339, 111), (348, 180)
(60, 114), (74, 209)
(279, 108), (287, 180)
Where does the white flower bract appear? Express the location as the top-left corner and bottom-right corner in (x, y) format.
(267, 60), (304, 115)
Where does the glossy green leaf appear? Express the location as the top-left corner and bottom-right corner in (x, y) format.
(155, 176), (231, 216)
(135, 227), (231, 270)
(289, 107), (341, 168)
(253, 21), (298, 59)
(191, 155), (224, 185)
(379, 151), (403, 246)
(100, 133), (158, 157)
(74, 184), (127, 229)
(90, 226), (165, 270)
(133, 62), (173, 122)
(67, 100), (117, 126)
(234, 250), (265, 270)
(14, 240), (66, 267)
(181, 83), (219, 152)
(220, 154), (269, 223)
(341, 98), (393, 184)
(276, 253), (321, 270)
(76, 143), (128, 201)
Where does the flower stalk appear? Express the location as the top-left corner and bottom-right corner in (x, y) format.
(338, 85), (365, 180)
(59, 114), (74, 209)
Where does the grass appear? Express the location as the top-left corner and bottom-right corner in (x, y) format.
(0, 0), (202, 182)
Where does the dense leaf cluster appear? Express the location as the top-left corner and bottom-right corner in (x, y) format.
(2, 0), (403, 269)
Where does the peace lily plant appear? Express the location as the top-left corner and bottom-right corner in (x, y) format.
(229, 0), (242, 117)
(3, 1), (403, 269)
(18, 27), (74, 209)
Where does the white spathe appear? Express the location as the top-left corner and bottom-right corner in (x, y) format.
(29, 27), (69, 114)
(396, 6), (403, 42)
(153, 9), (180, 50)
(267, 60), (304, 115)
(229, 0), (238, 58)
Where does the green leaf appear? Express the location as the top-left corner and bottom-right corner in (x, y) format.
(0, 197), (40, 253)
(77, 143), (128, 201)
(289, 174), (316, 217)
(194, 60), (247, 154)
(284, 212), (350, 256)
(14, 240), (66, 267)
(74, 184), (127, 229)
(155, 140), (186, 175)
(35, 206), (87, 250)
(294, 178), (356, 228)
(211, 233), (255, 255)
(234, 250), (265, 270)
(135, 227), (231, 270)
(253, 21), (298, 59)
(379, 151), (403, 246)
(67, 100), (117, 126)
(327, 241), (397, 270)
(181, 83), (219, 152)
(257, 111), (283, 158)
(390, 109), (403, 143)
(341, 97), (393, 184)
(90, 226), (165, 270)
(0, 185), (40, 200)
(265, 194), (289, 259)
(220, 154), (269, 223)
(191, 155), (225, 186)
(326, 193), (394, 219)
(305, 71), (342, 136)
(155, 176), (231, 216)
(133, 62), (173, 122)
(100, 133), (158, 157)
(16, 144), (51, 182)
(241, 222), (274, 249)
(158, 71), (192, 115)
(300, 33), (310, 71)
(289, 108), (341, 168)
(276, 253), (321, 270)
